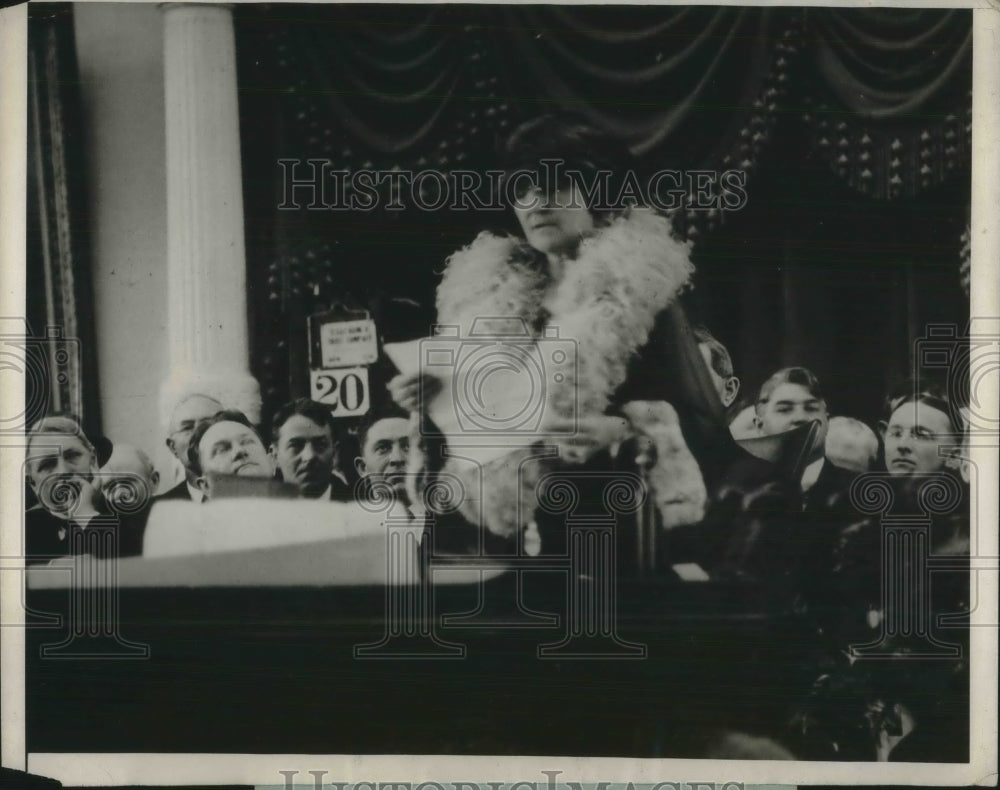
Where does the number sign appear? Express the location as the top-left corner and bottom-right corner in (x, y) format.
(309, 367), (370, 416)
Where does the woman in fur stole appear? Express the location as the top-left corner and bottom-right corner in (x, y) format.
(390, 115), (733, 557)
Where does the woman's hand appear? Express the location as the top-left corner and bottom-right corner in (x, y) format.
(388, 372), (442, 415)
(545, 415), (629, 465)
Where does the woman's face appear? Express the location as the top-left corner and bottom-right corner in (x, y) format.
(512, 183), (595, 258)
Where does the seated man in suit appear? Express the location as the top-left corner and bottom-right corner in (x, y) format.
(24, 415), (144, 562)
(158, 389), (223, 502)
(269, 398), (350, 501)
(98, 441), (160, 539)
(754, 366), (857, 509)
(833, 384), (969, 597)
(705, 368), (859, 582)
(881, 386), (960, 477)
(100, 442), (159, 503)
(353, 407), (412, 507)
(187, 410), (274, 501)
(693, 325), (741, 410)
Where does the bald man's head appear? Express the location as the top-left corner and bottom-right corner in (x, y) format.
(100, 443), (159, 510)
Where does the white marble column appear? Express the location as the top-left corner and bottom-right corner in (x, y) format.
(160, 3), (260, 423)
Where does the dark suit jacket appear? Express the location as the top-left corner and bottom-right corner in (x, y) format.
(25, 505), (147, 565)
(611, 302), (738, 489)
(702, 458), (860, 582)
(155, 479), (195, 502)
(802, 459), (859, 515)
(326, 475), (354, 503)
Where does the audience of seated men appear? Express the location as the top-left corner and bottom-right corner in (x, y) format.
(793, 383), (970, 765)
(19, 365), (970, 765)
(702, 368), (860, 585)
(24, 415), (144, 563)
(834, 382), (970, 581)
(187, 410), (274, 501)
(269, 398), (351, 501)
(753, 367), (858, 508)
(157, 390), (223, 502)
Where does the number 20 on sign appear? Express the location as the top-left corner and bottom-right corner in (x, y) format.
(310, 366), (370, 416)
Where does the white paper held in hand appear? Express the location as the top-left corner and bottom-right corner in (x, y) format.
(384, 336), (563, 465)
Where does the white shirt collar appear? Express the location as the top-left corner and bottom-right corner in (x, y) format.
(800, 457), (825, 492)
(187, 481), (206, 504)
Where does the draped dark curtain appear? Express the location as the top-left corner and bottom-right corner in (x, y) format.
(235, 5), (970, 425)
(26, 5), (102, 439)
(802, 8), (972, 200)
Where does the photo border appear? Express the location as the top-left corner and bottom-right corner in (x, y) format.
(1, 0), (997, 786)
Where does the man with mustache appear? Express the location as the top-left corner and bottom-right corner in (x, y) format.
(188, 410), (274, 500)
(269, 398), (350, 501)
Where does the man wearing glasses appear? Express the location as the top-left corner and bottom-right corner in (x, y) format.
(881, 387), (960, 477)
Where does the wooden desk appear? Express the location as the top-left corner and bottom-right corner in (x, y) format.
(25, 568), (814, 757)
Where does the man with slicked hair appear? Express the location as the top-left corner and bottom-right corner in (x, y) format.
(188, 410), (274, 501)
(269, 398), (351, 501)
(753, 366), (857, 505)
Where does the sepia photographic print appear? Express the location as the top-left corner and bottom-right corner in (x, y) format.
(0, 1), (997, 787)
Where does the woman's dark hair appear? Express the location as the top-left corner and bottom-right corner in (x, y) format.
(502, 114), (635, 179)
(499, 113), (639, 221)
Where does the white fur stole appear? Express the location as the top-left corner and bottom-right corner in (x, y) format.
(435, 209), (703, 538)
